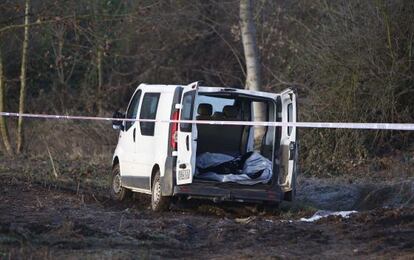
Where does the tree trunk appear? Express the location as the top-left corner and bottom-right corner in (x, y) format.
(0, 48), (13, 156)
(240, 0), (261, 91)
(240, 0), (266, 145)
(16, 0), (30, 154)
(97, 47), (103, 116)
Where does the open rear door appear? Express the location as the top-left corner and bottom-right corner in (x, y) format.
(279, 88), (298, 200)
(176, 82), (199, 185)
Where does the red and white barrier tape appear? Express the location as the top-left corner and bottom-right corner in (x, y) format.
(1, 112), (413, 131)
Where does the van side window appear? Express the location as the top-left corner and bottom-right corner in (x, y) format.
(139, 93), (160, 136)
(125, 90), (142, 131)
(180, 91), (195, 132)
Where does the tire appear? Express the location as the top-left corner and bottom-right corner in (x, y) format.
(151, 171), (171, 212)
(110, 164), (131, 201)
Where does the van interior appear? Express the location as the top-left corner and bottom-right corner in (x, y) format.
(193, 92), (279, 185)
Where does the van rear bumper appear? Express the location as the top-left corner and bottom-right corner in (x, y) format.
(173, 182), (283, 203)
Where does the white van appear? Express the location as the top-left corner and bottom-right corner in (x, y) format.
(111, 82), (298, 211)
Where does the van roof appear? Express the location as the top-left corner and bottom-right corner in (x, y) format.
(198, 86), (278, 98)
(139, 84), (278, 99)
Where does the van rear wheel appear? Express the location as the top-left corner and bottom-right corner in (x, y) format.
(110, 164), (131, 201)
(151, 171), (170, 211)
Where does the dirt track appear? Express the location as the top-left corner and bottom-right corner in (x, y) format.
(1, 177), (413, 259)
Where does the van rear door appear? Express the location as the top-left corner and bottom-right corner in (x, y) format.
(176, 82), (199, 185)
(278, 88), (298, 199)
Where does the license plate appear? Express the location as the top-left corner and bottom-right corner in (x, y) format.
(177, 169), (191, 181)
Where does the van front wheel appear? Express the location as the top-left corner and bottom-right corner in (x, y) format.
(151, 171), (170, 211)
(110, 164), (131, 201)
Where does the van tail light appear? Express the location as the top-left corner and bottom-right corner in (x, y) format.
(171, 110), (180, 150)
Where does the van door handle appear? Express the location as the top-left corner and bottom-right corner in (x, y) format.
(186, 135), (189, 151)
(133, 128), (136, 142)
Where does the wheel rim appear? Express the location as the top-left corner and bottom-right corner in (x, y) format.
(113, 173), (122, 194)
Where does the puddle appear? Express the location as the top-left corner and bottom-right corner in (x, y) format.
(300, 210), (357, 222)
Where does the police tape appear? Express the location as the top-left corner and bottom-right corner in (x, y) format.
(1, 112), (414, 131)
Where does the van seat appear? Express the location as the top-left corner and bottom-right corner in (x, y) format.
(211, 112), (225, 120)
(223, 105), (238, 120)
(197, 105), (245, 155)
(197, 103), (213, 120)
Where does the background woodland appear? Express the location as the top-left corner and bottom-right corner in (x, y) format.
(0, 0), (413, 176)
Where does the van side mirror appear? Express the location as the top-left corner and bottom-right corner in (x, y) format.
(112, 111), (125, 131)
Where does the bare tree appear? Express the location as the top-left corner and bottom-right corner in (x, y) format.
(0, 48), (13, 155)
(16, 0), (30, 153)
(240, 0), (261, 91)
(240, 0), (265, 144)
(96, 45), (103, 115)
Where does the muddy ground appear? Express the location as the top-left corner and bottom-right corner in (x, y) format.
(1, 168), (413, 259)
(1, 119), (413, 259)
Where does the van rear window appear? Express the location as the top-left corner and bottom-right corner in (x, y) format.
(180, 91), (195, 132)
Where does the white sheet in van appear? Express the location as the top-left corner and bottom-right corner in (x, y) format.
(195, 152), (272, 185)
